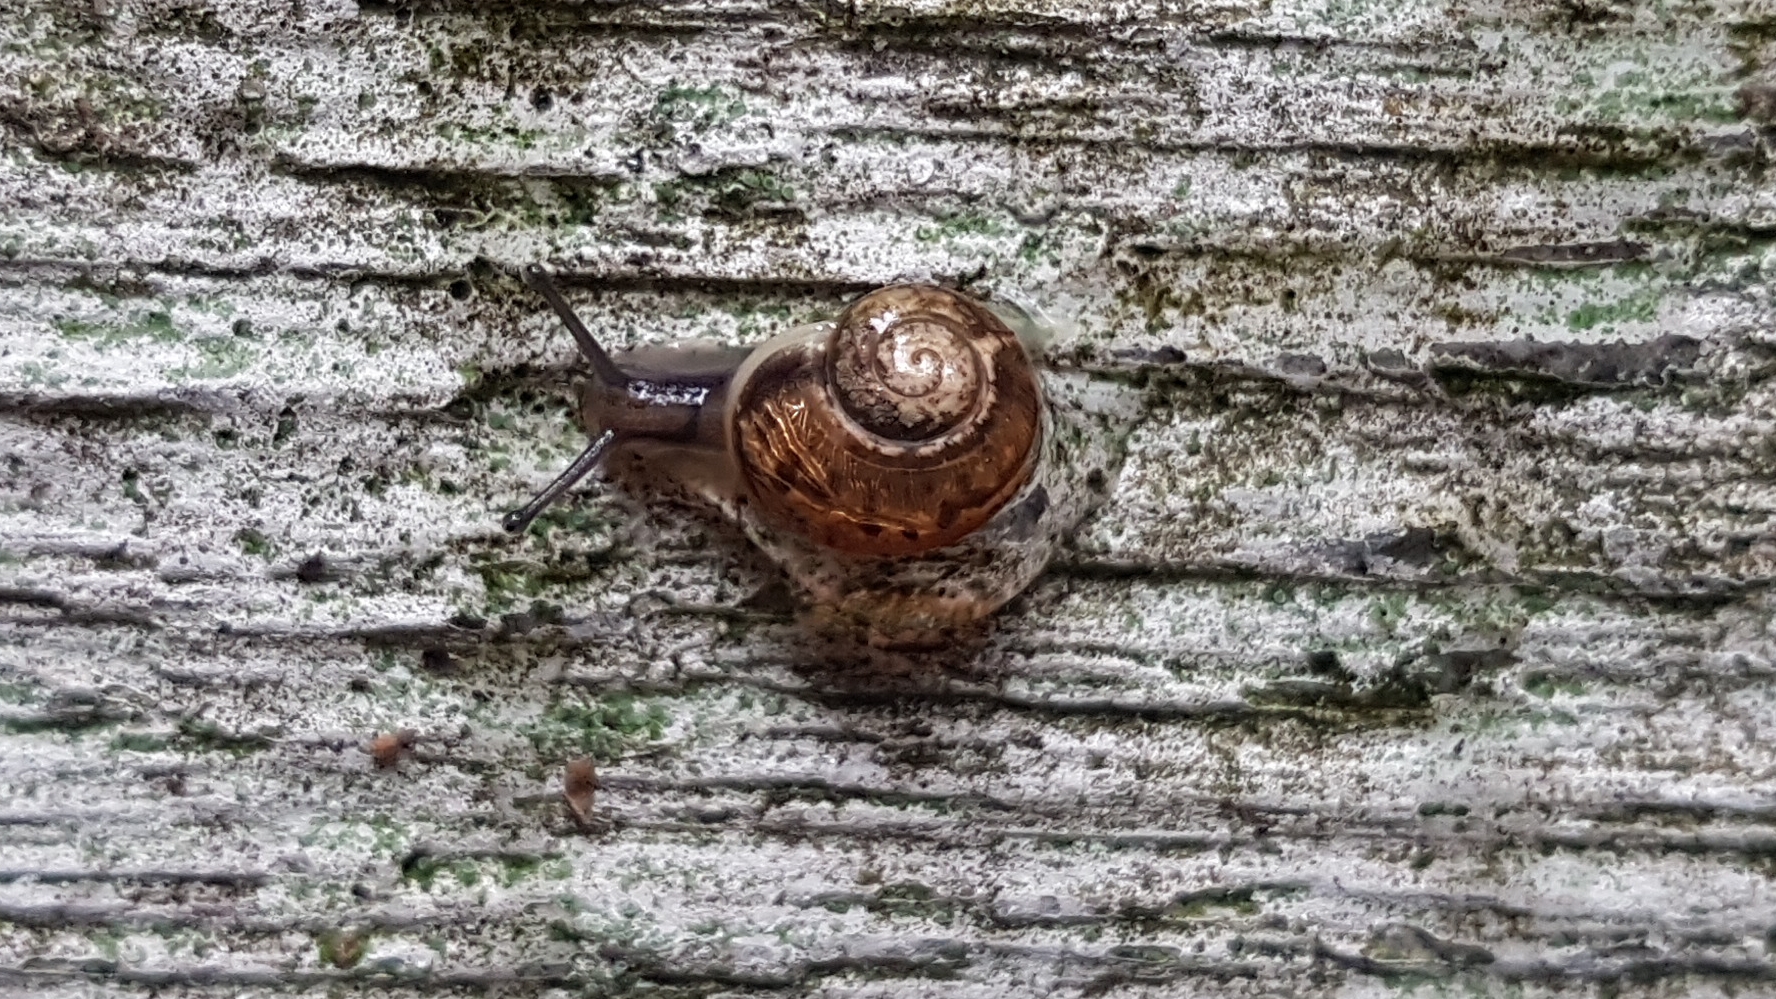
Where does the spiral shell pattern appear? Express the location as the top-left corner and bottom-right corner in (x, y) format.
(731, 286), (1042, 558)
(828, 302), (985, 441)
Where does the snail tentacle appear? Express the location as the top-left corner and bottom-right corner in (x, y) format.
(502, 428), (622, 534)
(523, 264), (629, 390)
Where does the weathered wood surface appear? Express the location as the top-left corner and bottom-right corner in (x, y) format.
(4, 0), (1776, 995)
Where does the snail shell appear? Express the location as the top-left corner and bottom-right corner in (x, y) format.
(729, 286), (1042, 558)
(505, 268), (1128, 645)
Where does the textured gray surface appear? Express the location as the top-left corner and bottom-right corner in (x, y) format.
(3, 0), (1776, 996)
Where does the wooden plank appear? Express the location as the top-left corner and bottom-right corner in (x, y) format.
(3, 0), (1775, 995)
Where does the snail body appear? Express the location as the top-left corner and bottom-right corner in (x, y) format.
(506, 267), (1129, 645)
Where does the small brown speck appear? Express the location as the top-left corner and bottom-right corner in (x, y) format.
(371, 730), (417, 770)
(564, 757), (599, 827)
(320, 929), (367, 968)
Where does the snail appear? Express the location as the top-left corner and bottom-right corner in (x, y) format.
(502, 265), (1135, 647)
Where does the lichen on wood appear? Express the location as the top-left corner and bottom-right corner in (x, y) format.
(3, 0), (1776, 996)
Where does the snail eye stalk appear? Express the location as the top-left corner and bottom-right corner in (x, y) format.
(501, 427), (620, 534)
(503, 265), (632, 534)
(522, 264), (628, 390)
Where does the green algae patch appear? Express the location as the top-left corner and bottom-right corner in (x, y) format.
(53, 306), (257, 381)
(401, 851), (570, 893)
(1565, 288), (1661, 333)
(175, 717), (277, 755)
(916, 211), (1009, 243)
(651, 167), (798, 220)
(168, 336), (255, 381)
(651, 82), (748, 137)
(110, 731), (172, 753)
(56, 310), (182, 345)
(522, 694), (671, 760)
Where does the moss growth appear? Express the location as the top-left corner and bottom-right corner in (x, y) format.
(168, 337), (254, 380)
(402, 851), (568, 892)
(1522, 672), (1586, 698)
(56, 310), (181, 345)
(522, 695), (670, 760)
(648, 168), (797, 219)
(651, 82), (747, 136)
(0, 681), (36, 704)
(110, 732), (171, 753)
(520, 503), (622, 542)
(915, 211), (1008, 243)
(1565, 289), (1661, 332)
(175, 718), (275, 754)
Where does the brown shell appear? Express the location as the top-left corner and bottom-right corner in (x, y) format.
(730, 286), (1042, 558)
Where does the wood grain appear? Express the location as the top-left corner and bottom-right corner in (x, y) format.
(3, 0), (1775, 995)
